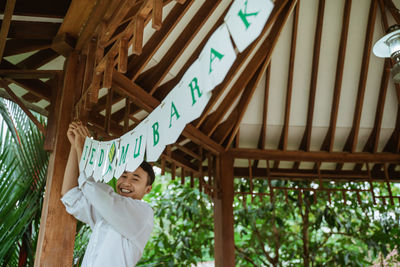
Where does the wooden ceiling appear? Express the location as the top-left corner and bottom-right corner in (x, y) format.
(1, 0), (400, 202)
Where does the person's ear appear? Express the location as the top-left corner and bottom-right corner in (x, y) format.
(145, 185), (152, 194)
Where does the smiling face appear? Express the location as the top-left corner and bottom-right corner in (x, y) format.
(116, 167), (152, 200)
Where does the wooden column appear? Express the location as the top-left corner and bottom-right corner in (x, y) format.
(34, 52), (79, 267)
(213, 153), (235, 267)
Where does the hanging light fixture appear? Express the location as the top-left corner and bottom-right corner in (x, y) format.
(373, 24), (400, 82)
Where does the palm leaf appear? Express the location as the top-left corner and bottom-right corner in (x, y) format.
(0, 98), (49, 266)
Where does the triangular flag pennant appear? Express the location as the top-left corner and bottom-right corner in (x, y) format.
(163, 85), (190, 145)
(114, 132), (132, 179)
(225, 0), (274, 52)
(177, 59), (212, 124)
(84, 140), (99, 177)
(126, 120), (147, 172)
(103, 139), (119, 183)
(146, 104), (168, 162)
(198, 23), (236, 90)
(79, 137), (92, 172)
(93, 141), (111, 182)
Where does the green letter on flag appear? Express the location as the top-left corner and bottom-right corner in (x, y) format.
(119, 144), (129, 166)
(237, 0), (259, 29)
(152, 122), (160, 146)
(89, 148), (96, 165)
(98, 149), (104, 167)
(134, 135), (143, 158)
(209, 48), (224, 73)
(188, 77), (202, 105)
(169, 101), (181, 128)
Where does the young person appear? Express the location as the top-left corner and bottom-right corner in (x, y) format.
(61, 121), (155, 267)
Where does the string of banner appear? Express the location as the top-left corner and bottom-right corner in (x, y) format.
(79, 0), (274, 182)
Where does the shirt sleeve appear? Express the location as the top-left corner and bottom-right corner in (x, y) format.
(61, 187), (98, 229)
(77, 172), (154, 243)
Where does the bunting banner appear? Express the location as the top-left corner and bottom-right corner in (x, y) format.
(80, 0), (274, 179)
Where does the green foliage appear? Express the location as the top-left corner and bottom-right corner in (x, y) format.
(233, 179), (400, 266)
(0, 99), (49, 266)
(137, 179), (215, 266)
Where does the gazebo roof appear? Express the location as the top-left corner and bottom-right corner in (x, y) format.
(1, 0), (399, 200)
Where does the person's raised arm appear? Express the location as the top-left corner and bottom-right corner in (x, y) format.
(61, 122), (89, 196)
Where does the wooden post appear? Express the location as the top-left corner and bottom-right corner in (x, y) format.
(213, 153), (235, 266)
(34, 52), (79, 267)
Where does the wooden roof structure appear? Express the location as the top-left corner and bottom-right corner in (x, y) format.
(1, 0), (400, 266)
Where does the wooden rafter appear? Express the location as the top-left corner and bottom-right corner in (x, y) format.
(255, 65), (271, 169)
(126, 0), (194, 80)
(112, 70), (224, 154)
(135, 0), (221, 94)
(7, 21), (60, 40)
(200, 0), (296, 138)
(278, 1), (299, 152)
(219, 56), (270, 149)
(320, 0), (351, 153)
(3, 39), (52, 57)
(337, 0), (378, 171)
(0, 78), (46, 135)
(343, 0), (378, 153)
(296, 0), (325, 159)
(0, 60), (52, 101)
(228, 148), (400, 163)
(16, 49), (59, 70)
(195, 0), (289, 130)
(0, 0), (16, 62)
(234, 167), (400, 182)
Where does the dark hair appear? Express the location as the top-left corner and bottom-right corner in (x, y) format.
(140, 161), (155, 186)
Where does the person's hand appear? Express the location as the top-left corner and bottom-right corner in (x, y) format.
(67, 122), (80, 146)
(72, 123), (91, 154)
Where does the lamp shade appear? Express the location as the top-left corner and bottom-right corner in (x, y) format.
(373, 28), (400, 58)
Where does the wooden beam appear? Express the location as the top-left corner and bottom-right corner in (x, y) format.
(152, 0), (163, 30)
(34, 52), (78, 267)
(255, 65), (270, 169)
(343, 0), (378, 153)
(214, 153), (235, 267)
(112, 70), (224, 154)
(3, 39), (52, 57)
(135, 0), (221, 93)
(337, 0), (378, 171)
(126, 0), (193, 80)
(16, 49), (59, 69)
(152, 1), (230, 102)
(200, 0), (296, 137)
(57, 0), (98, 40)
(0, 88), (48, 116)
(228, 148), (400, 163)
(298, 0), (325, 153)
(216, 56), (269, 149)
(0, 69), (60, 79)
(0, 78), (46, 135)
(74, 0), (115, 50)
(278, 2), (299, 152)
(7, 21), (60, 40)
(0, 0), (16, 62)
(234, 167), (400, 182)
(0, 0), (69, 18)
(320, 0), (352, 152)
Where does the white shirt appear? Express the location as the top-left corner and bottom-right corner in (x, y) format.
(61, 172), (154, 267)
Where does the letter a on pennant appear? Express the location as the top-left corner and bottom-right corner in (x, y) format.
(225, 0), (274, 52)
(199, 24), (236, 90)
